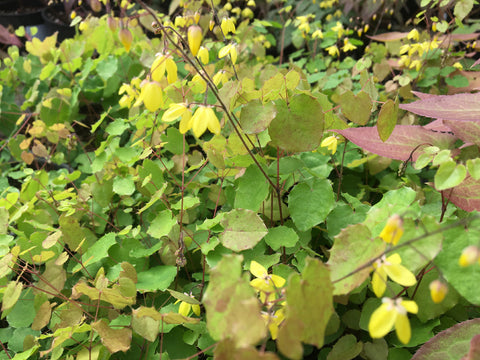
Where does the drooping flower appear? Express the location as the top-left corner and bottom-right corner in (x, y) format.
(218, 43), (238, 65)
(221, 18), (236, 35)
(325, 45), (340, 57)
(136, 81), (163, 112)
(379, 214), (403, 245)
(429, 280), (448, 303)
(250, 261), (285, 293)
(176, 294), (201, 317)
(262, 308), (285, 340)
(407, 28), (420, 41)
(342, 38), (357, 52)
(151, 53), (178, 84)
(197, 46), (209, 64)
(369, 297), (418, 344)
(181, 106), (221, 138)
(321, 135), (338, 155)
(162, 103), (189, 123)
(371, 253), (416, 298)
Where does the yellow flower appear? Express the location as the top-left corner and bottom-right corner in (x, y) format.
(188, 25), (202, 56)
(369, 297), (418, 344)
(212, 70), (230, 86)
(221, 18), (236, 35)
(453, 62), (463, 71)
(218, 43), (238, 65)
(182, 106), (221, 138)
(312, 29), (324, 39)
(176, 294), (201, 317)
(151, 53), (178, 84)
(162, 103), (189, 123)
(250, 261), (285, 293)
(137, 82), (163, 112)
(321, 135), (338, 154)
(379, 214), (403, 245)
(371, 253), (416, 298)
(325, 45), (340, 57)
(262, 308), (285, 340)
(342, 38), (357, 52)
(407, 28), (420, 41)
(459, 245), (480, 267)
(429, 280), (448, 303)
(331, 21), (344, 38)
(197, 46), (209, 64)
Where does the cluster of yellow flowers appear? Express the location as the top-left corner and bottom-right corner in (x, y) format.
(249, 261), (286, 340)
(398, 28), (440, 71)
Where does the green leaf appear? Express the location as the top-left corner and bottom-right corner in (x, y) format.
(132, 308), (160, 342)
(136, 266), (177, 292)
(73, 233), (116, 272)
(203, 254), (267, 347)
(454, 0), (474, 22)
(219, 209), (268, 251)
(269, 94), (324, 153)
(340, 90), (372, 125)
(7, 289), (36, 328)
(240, 100), (277, 134)
(234, 165), (269, 211)
(435, 224), (480, 305)
(147, 210), (177, 238)
(377, 98), (398, 142)
(277, 258), (334, 359)
(113, 175), (135, 196)
(96, 55), (118, 81)
(445, 75), (469, 88)
(326, 334), (363, 360)
(327, 224), (385, 295)
(264, 226), (299, 250)
(434, 160), (466, 190)
(288, 178), (335, 232)
(467, 158), (480, 180)
(2, 281), (23, 311)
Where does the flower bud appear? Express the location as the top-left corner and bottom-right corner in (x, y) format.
(459, 245), (480, 267)
(188, 25), (202, 56)
(89, 0), (102, 12)
(429, 280), (448, 304)
(119, 28), (133, 52)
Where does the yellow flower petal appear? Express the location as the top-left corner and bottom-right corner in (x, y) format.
(192, 106), (208, 138)
(204, 107), (221, 135)
(395, 313), (411, 344)
(270, 274), (285, 288)
(372, 266), (387, 297)
(400, 300), (418, 314)
(384, 263), (417, 287)
(192, 304), (201, 316)
(151, 55), (166, 82)
(166, 57), (178, 84)
(142, 82), (163, 112)
(250, 260), (267, 278)
(162, 103), (187, 122)
(369, 302), (396, 338)
(178, 301), (191, 317)
(179, 110), (193, 134)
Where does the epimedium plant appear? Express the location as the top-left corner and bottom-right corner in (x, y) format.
(1, 0), (480, 359)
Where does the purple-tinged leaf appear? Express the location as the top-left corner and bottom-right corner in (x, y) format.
(0, 24), (22, 47)
(463, 334), (480, 360)
(423, 119), (453, 132)
(334, 125), (458, 161)
(399, 93), (480, 121)
(366, 32), (409, 42)
(442, 120), (480, 145)
(441, 175), (480, 212)
(412, 318), (480, 360)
